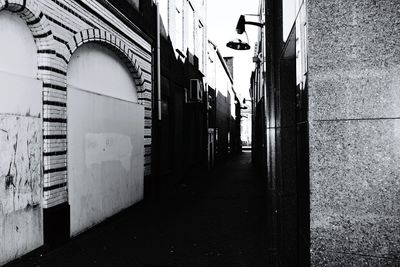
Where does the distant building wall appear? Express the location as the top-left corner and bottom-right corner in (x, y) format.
(223, 56), (234, 81)
(208, 41), (240, 161)
(240, 103), (252, 146)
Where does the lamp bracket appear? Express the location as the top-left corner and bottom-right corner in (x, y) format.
(244, 21), (265, 28)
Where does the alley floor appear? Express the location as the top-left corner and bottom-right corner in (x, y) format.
(6, 152), (268, 267)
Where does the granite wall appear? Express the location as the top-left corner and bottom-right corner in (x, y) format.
(308, 0), (400, 265)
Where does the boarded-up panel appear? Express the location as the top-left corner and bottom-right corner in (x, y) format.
(68, 87), (144, 236)
(0, 73), (43, 265)
(0, 10), (43, 265)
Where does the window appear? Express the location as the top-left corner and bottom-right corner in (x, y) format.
(127, 0), (139, 11)
(175, 0), (183, 52)
(295, 3), (307, 86)
(197, 20), (204, 71)
(159, 0), (169, 36)
(282, 0), (301, 41)
(186, 1), (195, 54)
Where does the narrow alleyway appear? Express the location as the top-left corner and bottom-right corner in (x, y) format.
(7, 152), (268, 267)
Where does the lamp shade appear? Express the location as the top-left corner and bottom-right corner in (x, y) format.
(226, 39), (251, 50)
(226, 31), (251, 50)
(236, 15), (246, 34)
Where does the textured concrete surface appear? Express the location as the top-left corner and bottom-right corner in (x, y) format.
(308, 0), (400, 121)
(310, 120), (400, 260)
(308, 0), (400, 265)
(6, 152), (269, 267)
(311, 249), (400, 267)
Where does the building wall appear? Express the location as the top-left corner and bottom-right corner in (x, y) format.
(251, 0), (310, 265)
(38, 0), (151, 209)
(282, 0), (303, 41)
(160, 0), (207, 72)
(0, 0), (153, 263)
(223, 57), (234, 80)
(255, 0), (400, 265)
(154, 0), (208, 191)
(308, 1), (400, 265)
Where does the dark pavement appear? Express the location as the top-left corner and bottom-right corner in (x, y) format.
(7, 152), (268, 267)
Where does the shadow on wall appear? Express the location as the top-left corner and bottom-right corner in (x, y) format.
(155, 34), (207, 195)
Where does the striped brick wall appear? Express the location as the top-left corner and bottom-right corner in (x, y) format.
(0, 0), (153, 209)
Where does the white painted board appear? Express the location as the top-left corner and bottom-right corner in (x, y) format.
(68, 87), (144, 237)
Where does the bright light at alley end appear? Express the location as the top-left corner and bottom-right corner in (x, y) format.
(226, 38), (251, 50)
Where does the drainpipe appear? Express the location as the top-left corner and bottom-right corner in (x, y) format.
(156, 0), (161, 121)
(204, 0), (209, 169)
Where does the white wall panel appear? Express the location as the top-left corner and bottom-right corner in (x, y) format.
(0, 11), (37, 78)
(67, 43), (138, 103)
(68, 87), (144, 236)
(0, 72), (42, 117)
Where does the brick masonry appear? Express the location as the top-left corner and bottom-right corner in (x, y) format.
(0, 0), (153, 209)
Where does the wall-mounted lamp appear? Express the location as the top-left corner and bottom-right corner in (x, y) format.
(226, 15), (265, 51)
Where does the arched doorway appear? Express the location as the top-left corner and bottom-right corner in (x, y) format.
(0, 10), (43, 264)
(67, 42), (144, 236)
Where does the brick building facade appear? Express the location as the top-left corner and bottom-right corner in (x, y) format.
(0, 0), (153, 264)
